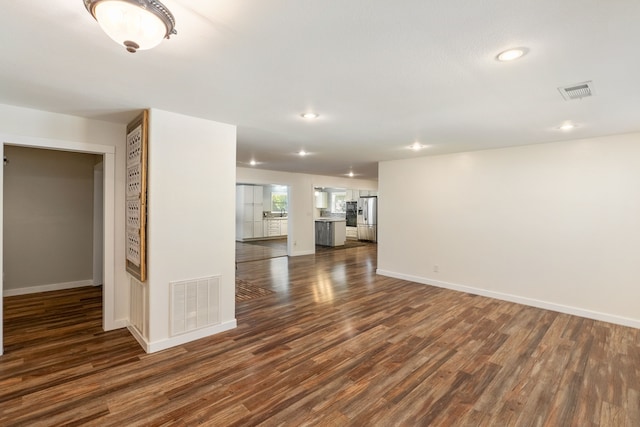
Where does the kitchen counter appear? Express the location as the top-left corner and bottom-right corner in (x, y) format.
(263, 217), (288, 238)
(315, 219), (346, 246)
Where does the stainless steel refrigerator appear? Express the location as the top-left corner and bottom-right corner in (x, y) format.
(357, 196), (377, 242)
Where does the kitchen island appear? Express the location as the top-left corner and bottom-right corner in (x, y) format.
(315, 218), (346, 247)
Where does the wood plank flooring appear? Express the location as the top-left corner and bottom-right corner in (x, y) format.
(2, 244), (639, 426)
(235, 239), (288, 263)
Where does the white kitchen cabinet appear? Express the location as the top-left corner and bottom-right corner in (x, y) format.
(262, 218), (288, 237)
(268, 219), (280, 236)
(242, 221), (253, 238)
(253, 221), (264, 238)
(357, 190), (378, 198)
(252, 185), (263, 203)
(236, 185), (264, 240)
(253, 204), (263, 220)
(315, 191), (328, 208)
(242, 206), (253, 222)
(241, 185), (253, 202)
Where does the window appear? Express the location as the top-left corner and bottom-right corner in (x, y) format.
(271, 188), (288, 212)
(331, 192), (346, 213)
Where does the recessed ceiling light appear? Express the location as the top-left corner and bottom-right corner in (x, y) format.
(348, 171), (354, 177)
(409, 142), (426, 151)
(496, 47), (528, 62)
(298, 150), (308, 156)
(301, 112), (319, 119)
(559, 122), (576, 131)
(249, 160), (257, 166)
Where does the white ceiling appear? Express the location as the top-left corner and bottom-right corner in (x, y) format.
(1, 1), (639, 180)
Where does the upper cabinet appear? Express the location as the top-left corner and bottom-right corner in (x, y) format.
(238, 184), (263, 205)
(252, 185), (263, 203)
(315, 191), (328, 208)
(359, 190), (377, 197)
(324, 188), (378, 203)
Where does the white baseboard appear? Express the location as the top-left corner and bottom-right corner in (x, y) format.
(127, 323), (149, 351)
(108, 318), (128, 331)
(128, 319), (238, 354)
(291, 249), (315, 256)
(376, 269), (640, 329)
(3, 279), (95, 297)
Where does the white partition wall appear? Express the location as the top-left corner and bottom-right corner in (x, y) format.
(140, 109), (237, 352)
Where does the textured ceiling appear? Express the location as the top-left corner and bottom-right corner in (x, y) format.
(1, 1), (639, 180)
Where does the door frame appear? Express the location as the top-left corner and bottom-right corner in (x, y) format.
(0, 134), (117, 355)
(93, 162), (104, 287)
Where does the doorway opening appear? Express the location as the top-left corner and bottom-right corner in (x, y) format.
(3, 146), (102, 296)
(235, 183), (291, 264)
(0, 136), (117, 355)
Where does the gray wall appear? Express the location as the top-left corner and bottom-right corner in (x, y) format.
(3, 146), (99, 291)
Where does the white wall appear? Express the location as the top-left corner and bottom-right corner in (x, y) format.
(145, 109), (237, 350)
(378, 133), (640, 327)
(0, 104), (127, 338)
(237, 167), (377, 256)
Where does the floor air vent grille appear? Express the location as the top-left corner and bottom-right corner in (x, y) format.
(170, 276), (221, 336)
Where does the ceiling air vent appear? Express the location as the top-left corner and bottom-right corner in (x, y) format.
(558, 81), (594, 101)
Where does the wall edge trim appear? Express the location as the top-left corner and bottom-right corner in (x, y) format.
(3, 279), (95, 297)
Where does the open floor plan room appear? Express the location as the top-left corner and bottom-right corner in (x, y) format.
(1, 244), (638, 426)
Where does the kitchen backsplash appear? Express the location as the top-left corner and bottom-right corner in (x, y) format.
(319, 210), (346, 219)
(263, 211), (288, 218)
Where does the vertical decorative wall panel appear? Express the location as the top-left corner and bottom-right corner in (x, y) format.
(125, 110), (148, 281)
(130, 276), (147, 337)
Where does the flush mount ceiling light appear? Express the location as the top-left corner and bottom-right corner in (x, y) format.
(300, 112), (319, 119)
(84, 0), (177, 53)
(496, 47), (528, 62)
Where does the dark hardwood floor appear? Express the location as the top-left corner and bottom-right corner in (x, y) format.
(235, 238), (288, 263)
(1, 244), (639, 426)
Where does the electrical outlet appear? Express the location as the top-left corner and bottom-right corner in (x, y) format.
(433, 265), (439, 273)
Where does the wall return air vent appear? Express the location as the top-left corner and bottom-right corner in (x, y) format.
(558, 81), (594, 101)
